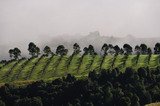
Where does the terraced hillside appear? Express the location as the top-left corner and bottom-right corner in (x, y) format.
(0, 54), (160, 83)
(136, 55), (150, 69)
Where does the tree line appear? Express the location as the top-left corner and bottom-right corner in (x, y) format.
(6, 42), (160, 61)
(0, 67), (160, 106)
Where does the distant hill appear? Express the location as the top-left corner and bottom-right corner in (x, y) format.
(48, 31), (160, 54)
(0, 31), (160, 59)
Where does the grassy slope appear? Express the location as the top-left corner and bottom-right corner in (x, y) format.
(90, 55), (102, 71)
(101, 55), (114, 70)
(0, 61), (17, 83)
(113, 55), (127, 71)
(78, 55), (94, 76)
(2, 59), (27, 82)
(56, 55), (69, 77)
(18, 58), (39, 80)
(125, 55), (137, 69)
(0, 54), (160, 83)
(67, 54), (81, 75)
(149, 55), (160, 69)
(29, 57), (49, 80)
(43, 55), (61, 79)
(136, 55), (149, 69)
(0, 63), (4, 68)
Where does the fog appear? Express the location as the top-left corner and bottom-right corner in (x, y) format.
(0, 0), (160, 60)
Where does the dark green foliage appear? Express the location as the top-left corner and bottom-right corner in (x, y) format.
(0, 100), (5, 106)
(9, 48), (21, 60)
(1, 67), (160, 106)
(114, 45), (121, 55)
(123, 44), (133, 55)
(135, 45), (141, 55)
(154, 43), (160, 54)
(73, 43), (81, 55)
(28, 42), (40, 57)
(101, 43), (108, 55)
(147, 48), (152, 55)
(140, 44), (148, 54)
(56, 45), (68, 56)
(43, 46), (53, 56)
(15, 97), (42, 106)
(83, 45), (97, 55)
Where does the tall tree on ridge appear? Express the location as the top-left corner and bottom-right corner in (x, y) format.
(107, 44), (115, 55)
(123, 44), (132, 55)
(28, 42), (40, 57)
(13, 48), (21, 59)
(134, 45), (141, 55)
(56, 45), (68, 56)
(154, 43), (160, 54)
(88, 45), (96, 55)
(9, 48), (21, 60)
(73, 43), (81, 55)
(114, 45), (120, 55)
(140, 44), (148, 54)
(9, 49), (14, 59)
(43, 46), (52, 56)
(101, 43), (109, 55)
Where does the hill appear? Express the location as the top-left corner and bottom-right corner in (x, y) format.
(0, 54), (160, 83)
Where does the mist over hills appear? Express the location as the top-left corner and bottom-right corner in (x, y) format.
(48, 31), (160, 53)
(0, 31), (160, 60)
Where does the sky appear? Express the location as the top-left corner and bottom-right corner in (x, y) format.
(0, 0), (160, 59)
(0, 0), (160, 42)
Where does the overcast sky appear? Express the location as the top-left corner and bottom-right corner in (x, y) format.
(0, 0), (160, 44)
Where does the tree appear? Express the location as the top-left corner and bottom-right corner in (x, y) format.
(73, 43), (81, 54)
(138, 68), (147, 78)
(83, 47), (88, 55)
(56, 45), (68, 56)
(9, 48), (21, 60)
(119, 48), (124, 55)
(15, 97), (43, 106)
(123, 44), (132, 55)
(35, 47), (40, 57)
(88, 45), (96, 55)
(114, 45), (120, 55)
(56, 45), (64, 55)
(103, 87), (113, 105)
(63, 49), (68, 55)
(13, 48), (21, 59)
(147, 48), (152, 55)
(28, 42), (40, 57)
(83, 45), (96, 55)
(119, 97), (131, 106)
(43, 46), (52, 56)
(9, 49), (14, 59)
(88, 70), (97, 81)
(101, 44), (109, 55)
(140, 44), (148, 54)
(135, 45), (141, 55)
(125, 67), (134, 78)
(28, 42), (36, 57)
(154, 43), (160, 54)
(0, 100), (5, 106)
(107, 44), (115, 55)
(131, 94), (140, 106)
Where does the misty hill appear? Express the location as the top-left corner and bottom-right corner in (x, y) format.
(48, 31), (160, 54)
(0, 31), (160, 60)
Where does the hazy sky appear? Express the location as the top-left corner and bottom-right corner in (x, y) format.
(0, 0), (160, 44)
